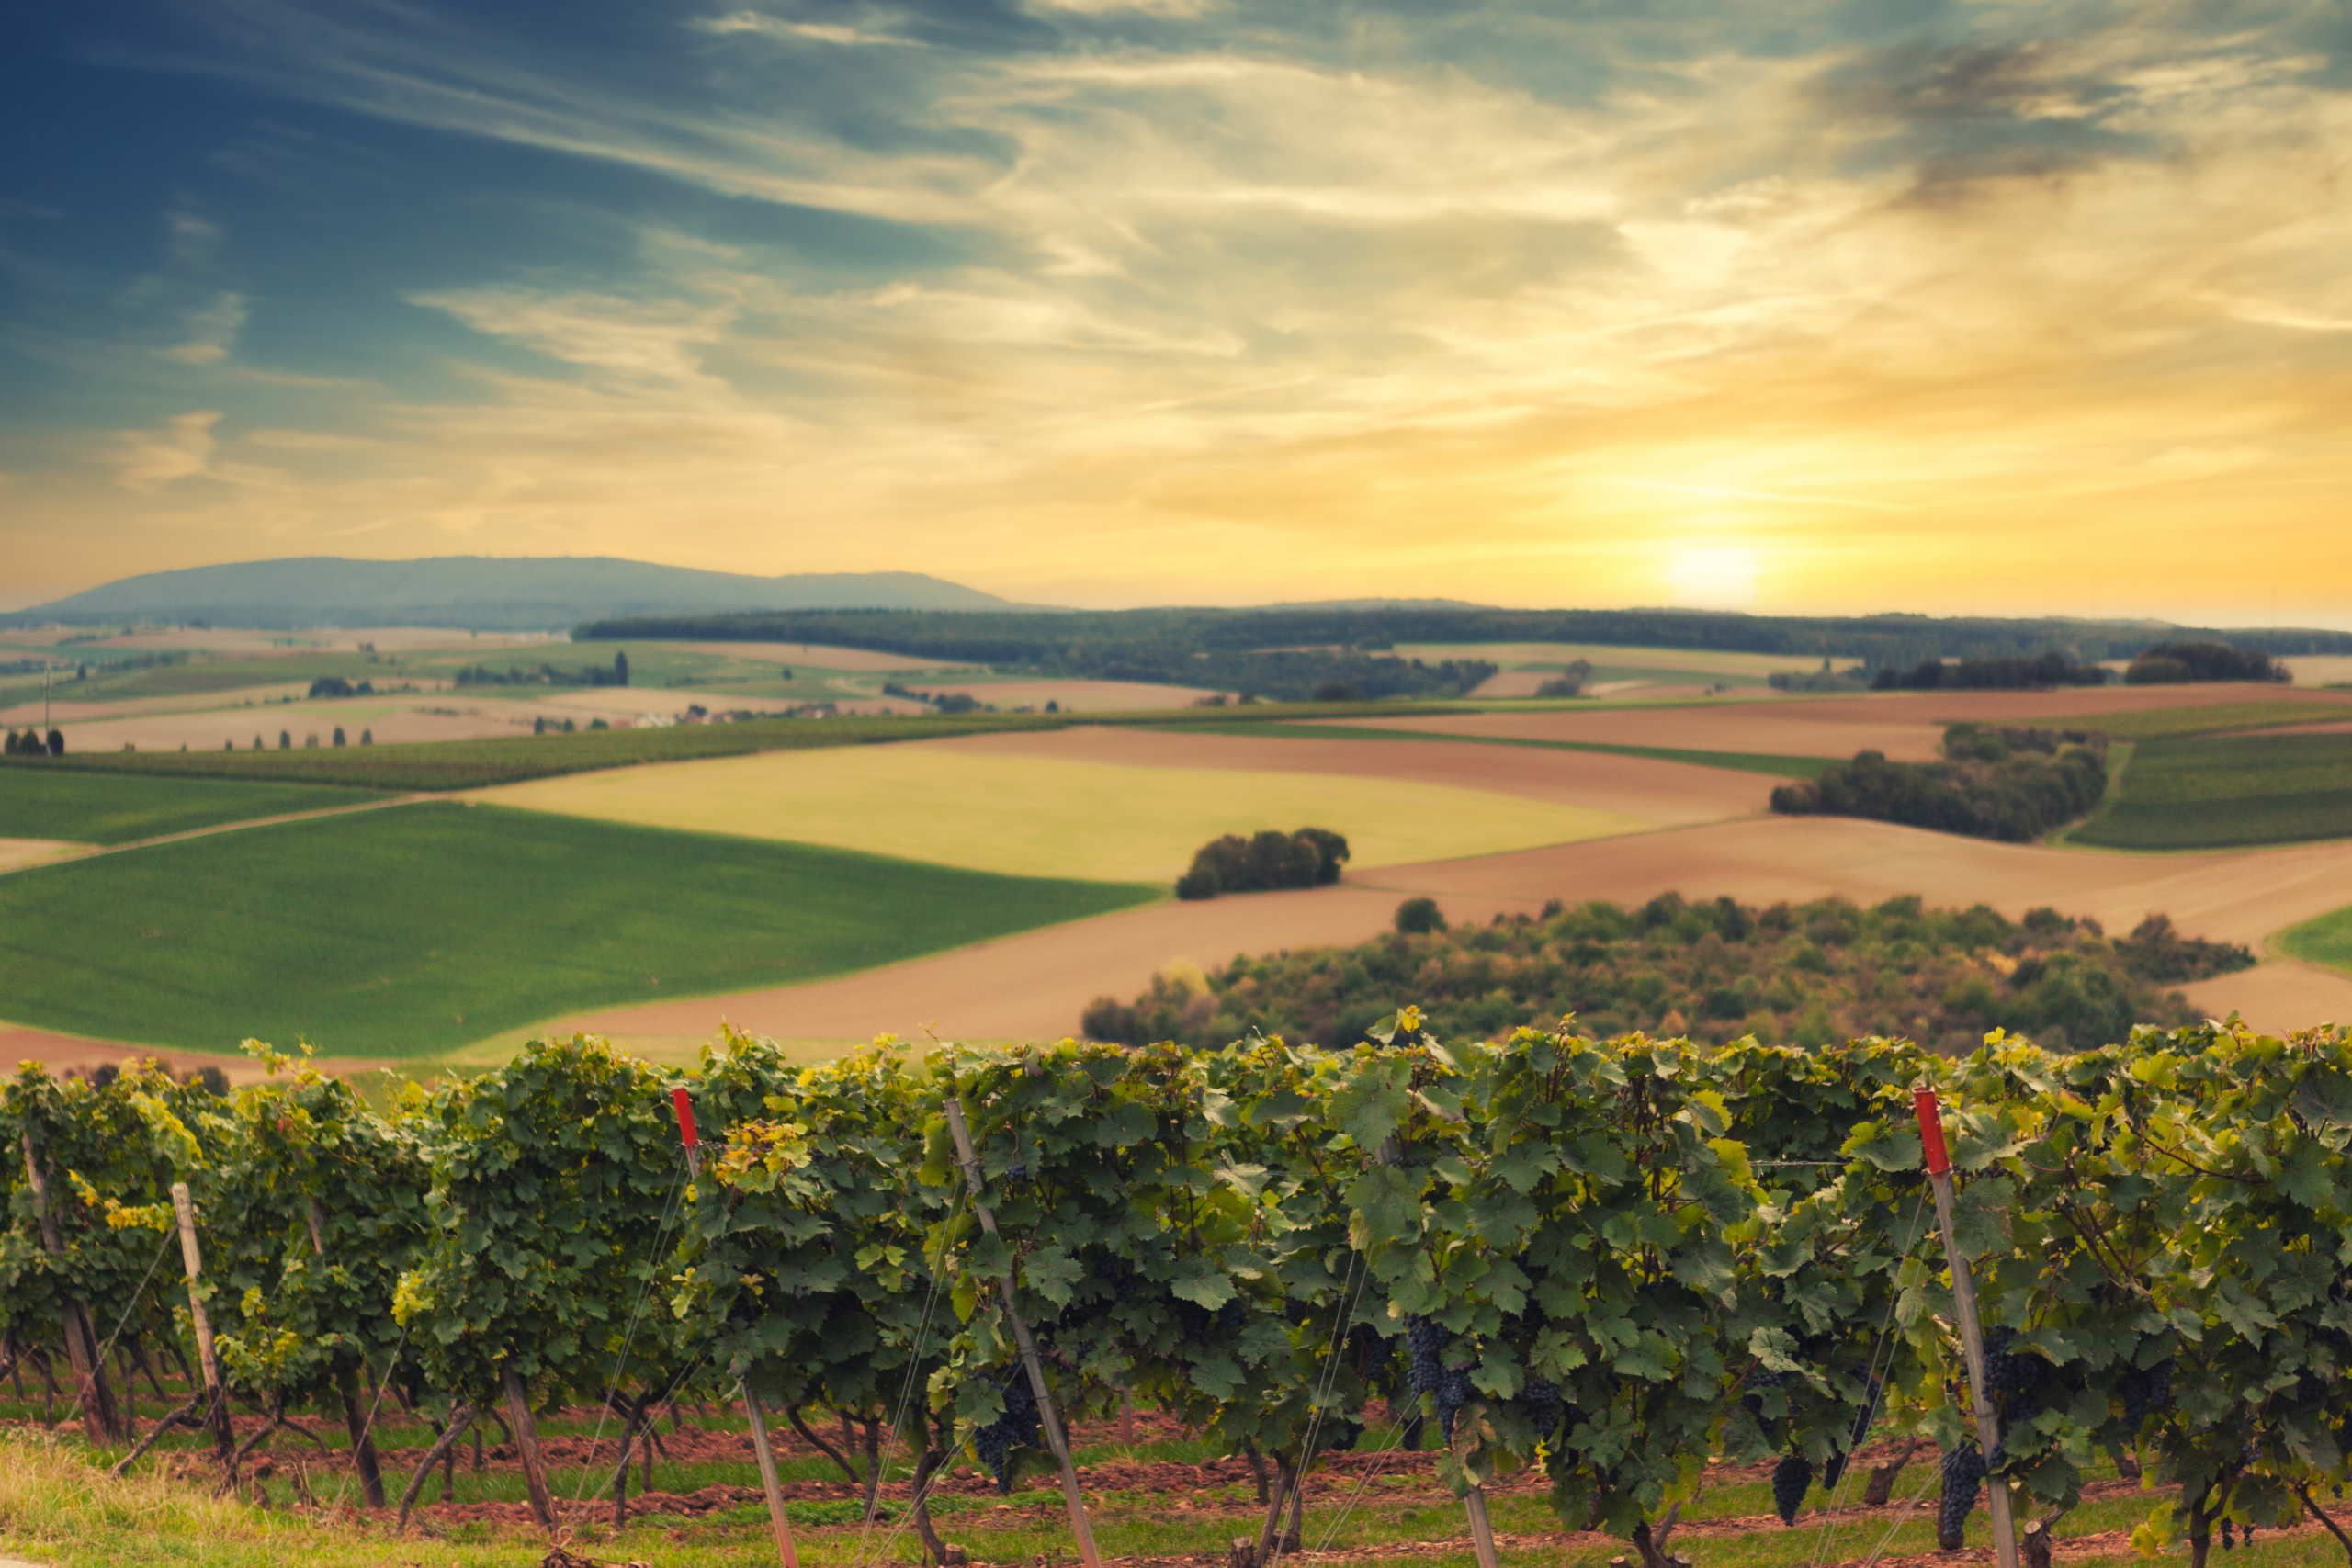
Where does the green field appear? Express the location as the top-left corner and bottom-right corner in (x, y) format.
(0, 803), (1155, 1056)
(2050, 699), (2352, 740)
(2069, 731), (2352, 849)
(2281, 904), (2352, 973)
(1148, 719), (1837, 778)
(0, 765), (386, 845)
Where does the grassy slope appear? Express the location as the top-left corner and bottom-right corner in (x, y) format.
(0, 802), (1155, 1057)
(0, 765), (385, 845)
(1148, 719), (1837, 778)
(2051, 699), (2349, 741)
(2070, 731), (2352, 850)
(2281, 904), (2352, 974)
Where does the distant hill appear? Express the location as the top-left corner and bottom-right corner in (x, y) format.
(3, 557), (1047, 630)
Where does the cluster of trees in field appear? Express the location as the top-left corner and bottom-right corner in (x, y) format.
(2125, 641), (2291, 685)
(1173, 827), (1349, 899)
(1871, 651), (2109, 691)
(10, 1021), (2352, 1568)
(881, 682), (985, 714)
(4, 728), (64, 756)
(1081, 891), (2248, 1054)
(1770, 724), (2109, 841)
(305, 677), (377, 698)
(452, 651), (629, 689)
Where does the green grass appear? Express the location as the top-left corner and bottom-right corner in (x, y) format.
(2051, 699), (2349, 741)
(2281, 904), (2352, 975)
(0, 1423), (2240, 1568)
(0, 802), (1155, 1057)
(1145, 719), (1837, 778)
(2069, 731), (2352, 850)
(0, 765), (386, 845)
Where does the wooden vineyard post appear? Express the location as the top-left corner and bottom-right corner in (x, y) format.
(22, 1134), (124, 1443)
(943, 1097), (1104, 1568)
(673, 1088), (801, 1568)
(1461, 1487), (1501, 1568)
(169, 1183), (234, 1461)
(1915, 1087), (2020, 1568)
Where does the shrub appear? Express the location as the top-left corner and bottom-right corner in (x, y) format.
(1870, 652), (2108, 691)
(1176, 827), (1350, 899)
(278, 730), (291, 750)
(360, 728), (373, 744)
(1311, 681), (1363, 702)
(332, 727), (346, 747)
(1395, 896), (1446, 934)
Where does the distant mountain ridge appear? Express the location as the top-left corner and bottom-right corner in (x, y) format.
(4, 556), (1050, 629)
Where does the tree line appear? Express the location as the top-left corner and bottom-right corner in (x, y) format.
(1770, 724), (2109, 841)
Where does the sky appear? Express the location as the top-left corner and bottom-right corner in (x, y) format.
(4, 1), (2351, 621)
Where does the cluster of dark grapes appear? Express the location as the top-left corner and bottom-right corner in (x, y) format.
(2117, 1359), (2175, 1427)
(1771, 1452), (1813, 1527)
(1435, 1366), (1476, 1443)
(1938, 1441), (1985, 1549)
(972, 1375), (1042, 1495)
(1821, 1371), (1883, 1490)
(1742, 1366), (1785, 1418)
(2220, 1520), (2256, 1551)
(1407, 1315), (1447, 1395)
(1521, 1377), (1563, 1438)
(1173, 1294), (1247, 1343)
(1983, 1327), (2045, 1457)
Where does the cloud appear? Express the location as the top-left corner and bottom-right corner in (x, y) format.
(695, 12), (923, 48)
(113, 412), (225, 491)
(162, 293), (248, 365)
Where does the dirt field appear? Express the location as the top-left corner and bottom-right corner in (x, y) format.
(931, 727), (1773, 825)
(1331, 682), (2352, 761)
(470, 745), (1654, 884)
(0, 1021), (383, 1085)
(2282, 655), (2352, 686)
(551, 814), (2352, 1049)
(26, 698), (537, 753)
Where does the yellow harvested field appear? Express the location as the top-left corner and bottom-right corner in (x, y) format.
(472, 745), (1654, 883)
(920, 678), (1224, 711)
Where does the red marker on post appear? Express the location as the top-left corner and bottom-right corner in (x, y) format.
(1915, 1084), (2017, 1568)
(672, 1087), (701, 1176)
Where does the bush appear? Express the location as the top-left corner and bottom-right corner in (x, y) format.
(1311, 681), (1363, 702)
(1535, 678), (1582, 697)
(1395, 897), (1446, 934)
(2126, 641), (2287, 684)
(1770, 726), (2108, 841)
(1176, 827), (1351, 899)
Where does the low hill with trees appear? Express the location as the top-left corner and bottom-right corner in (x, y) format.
(1080, 891), (2253, 1054)
(2126, 641), (2291, 684)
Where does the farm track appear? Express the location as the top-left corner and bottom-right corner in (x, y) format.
(0, 790), (432, 877)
